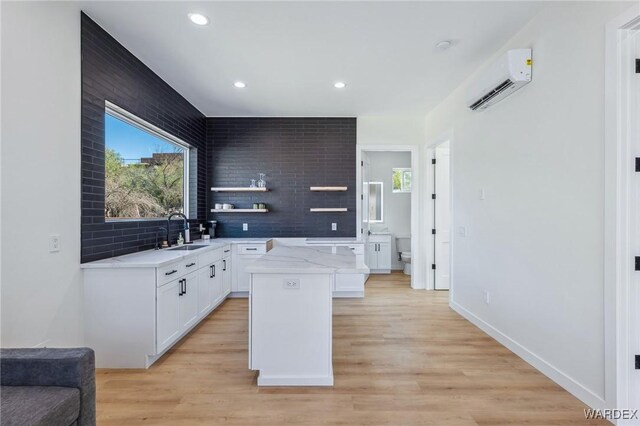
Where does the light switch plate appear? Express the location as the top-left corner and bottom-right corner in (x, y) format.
(49, 234), (60, 253)
(331, 223), (337, 231)
(283, 278), (300, 289)
(243, 223), (248, 231)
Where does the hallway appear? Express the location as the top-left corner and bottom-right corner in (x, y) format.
(96, 273), (602, 425)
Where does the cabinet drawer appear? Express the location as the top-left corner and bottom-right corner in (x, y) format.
(337, 244), (364, 255)
(237, 244), (266, 255)
(198, 248), (222, 266)
(157, 262), (184, 287)
(183, 256), (199, 272)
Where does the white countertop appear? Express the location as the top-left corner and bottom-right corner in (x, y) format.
(305, 237), (362, 244)
(80, 238), (272, 269)
(245, 246), (369, 275)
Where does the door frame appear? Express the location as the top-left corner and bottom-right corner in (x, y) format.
(605, 4), (640, 413)
(425, 131), (454, 292)
(356, 144), (421, 289)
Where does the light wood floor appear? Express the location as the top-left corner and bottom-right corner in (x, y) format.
(96, 273), (603, 425)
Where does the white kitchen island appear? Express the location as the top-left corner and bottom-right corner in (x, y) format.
(247, 245), (368, 386)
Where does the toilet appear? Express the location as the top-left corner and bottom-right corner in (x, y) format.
(396, 236), (411, 275)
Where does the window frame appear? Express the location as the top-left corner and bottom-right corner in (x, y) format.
(392, 168), (412, 193)
(104, 101), (191, 221)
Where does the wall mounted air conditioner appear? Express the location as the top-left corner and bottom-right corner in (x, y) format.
(466, 48), (532, 111)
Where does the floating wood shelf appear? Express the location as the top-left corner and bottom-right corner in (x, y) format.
(210, 187), (269, 192)
(310, 186), (348, 192)
(211, 209), (269, 213)
(309, 208), (348, 212)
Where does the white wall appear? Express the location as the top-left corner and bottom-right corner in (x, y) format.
(424, 1), (632, 408)
(1, 2), (83, 347)
(366, 151), (411, 270)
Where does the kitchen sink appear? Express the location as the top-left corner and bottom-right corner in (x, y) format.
(168, 245), (208, 251)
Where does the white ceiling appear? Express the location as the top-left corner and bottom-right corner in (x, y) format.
(79, 1), (545, 117)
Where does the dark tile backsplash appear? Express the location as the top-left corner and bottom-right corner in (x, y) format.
(81, 12), (206, 263)
(207, 118), (357, 238)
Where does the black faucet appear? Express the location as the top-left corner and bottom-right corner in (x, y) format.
(155, 227), (167, 250)
(166, 212), (190, 247)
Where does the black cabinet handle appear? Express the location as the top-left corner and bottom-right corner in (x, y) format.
(245, 248), (257, 251)
(223, 260), (227, 271)
(224, 249), (230, 253)
(178, 279), (184, 296)
(165, 270), (177, 276)
(212, 264), (216, 278)
(184, 278), (187, 295)
(186, 262), (196, 268)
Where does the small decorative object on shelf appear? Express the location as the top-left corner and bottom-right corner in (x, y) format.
(259, 203), (266, 210)
(250, 179), (257, 188)
(257, 173), (266, 188)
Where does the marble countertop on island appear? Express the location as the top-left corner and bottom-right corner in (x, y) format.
(245, 246), (369, 275)
(80, 238), (273, 269)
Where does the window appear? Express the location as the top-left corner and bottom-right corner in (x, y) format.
(104, 103), (189, 220)
(392, 168), (412, 193)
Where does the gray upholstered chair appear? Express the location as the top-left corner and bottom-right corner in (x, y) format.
(0, 348), (96, 426)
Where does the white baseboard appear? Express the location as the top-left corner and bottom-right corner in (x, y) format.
(450, 300), (607, 411)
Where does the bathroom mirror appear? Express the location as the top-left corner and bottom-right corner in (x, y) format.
(366, 182), (383, 223)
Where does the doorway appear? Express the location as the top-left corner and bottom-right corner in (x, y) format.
(357, 145), (420, 289)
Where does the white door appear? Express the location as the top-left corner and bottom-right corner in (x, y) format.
(197, 266), (213, 317)
(179, 271), (199, 331)
(361, 152), (371, 263)
(157, 279), (181, 353)
(434, 142), (451, 290)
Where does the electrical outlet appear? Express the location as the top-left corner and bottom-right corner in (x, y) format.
(243, 223), (248, 231)
(49, 234), (60, 253)
(331, 223), (337, 231)
(483, 290), (490, 305)
(283, 278), (300, 289)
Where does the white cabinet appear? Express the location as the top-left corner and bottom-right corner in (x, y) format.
(232, 242), (272, 294)
(368, 235), (392, 273)
(222, 248), (232, 296)
(179, 272), (199, 330)
(84, 244), (235, 369)
(197, 265), (213, 317)
(156, 279), (181, 354)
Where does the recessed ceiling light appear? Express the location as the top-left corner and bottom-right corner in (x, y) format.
(234, 81), (246, 88)
(436, 40), (452, 50)
(188, 13), (209, 26)
(334, 82), (346, 89)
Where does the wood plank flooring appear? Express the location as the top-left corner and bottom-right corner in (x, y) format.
(96, 273), (603, 425)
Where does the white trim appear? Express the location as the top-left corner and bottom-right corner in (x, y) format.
(605, 4), (640, 414)
(450, 300), (607, 410)
(105, 101), (191, 218)
(356, 144), (422, 289)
